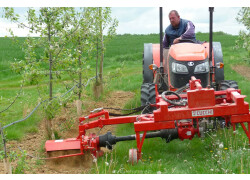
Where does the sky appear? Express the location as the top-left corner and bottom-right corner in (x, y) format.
(111, 7), (245, 35)
(0, 0), (249, 37)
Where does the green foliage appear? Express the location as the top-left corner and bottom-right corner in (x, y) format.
(0, 148), (29, 174)
(91, 7), (118, 85)
(235, 7), (250, 60)
(11, 150), (29, 174)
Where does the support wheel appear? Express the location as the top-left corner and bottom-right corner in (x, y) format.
(128, 149), (138, 165)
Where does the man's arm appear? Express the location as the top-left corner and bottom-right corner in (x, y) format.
(173, 21), (195, 44)
(180, 21), (195, 39)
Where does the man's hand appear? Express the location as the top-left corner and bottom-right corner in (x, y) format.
(173, 37), (181, 44)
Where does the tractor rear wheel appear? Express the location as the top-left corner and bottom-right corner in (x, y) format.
(141, 83), (156, 114)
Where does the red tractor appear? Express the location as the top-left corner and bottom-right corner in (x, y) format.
(45, 8), (250, 164)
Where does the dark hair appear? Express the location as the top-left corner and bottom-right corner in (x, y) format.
(169, 10), (180, 17)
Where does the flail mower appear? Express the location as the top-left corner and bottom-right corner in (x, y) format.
(45, 8), (250, 164)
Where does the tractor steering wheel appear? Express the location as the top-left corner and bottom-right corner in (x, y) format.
(162, 91), (186, 106)
(178, 39), (196, 44)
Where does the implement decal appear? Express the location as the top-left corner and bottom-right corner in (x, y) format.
(192, 109), (214, 117)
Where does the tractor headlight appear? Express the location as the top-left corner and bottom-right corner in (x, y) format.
(172, 62), (188, 74)
(194, 62), (209, 73)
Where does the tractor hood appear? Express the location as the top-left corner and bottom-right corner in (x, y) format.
(169, 43), (208, 61)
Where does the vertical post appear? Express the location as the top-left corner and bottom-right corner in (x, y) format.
(209, 7), (214, 86)
(159, 7), (163, 69)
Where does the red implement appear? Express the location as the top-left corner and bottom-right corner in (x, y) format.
(45, 77), (250, 161)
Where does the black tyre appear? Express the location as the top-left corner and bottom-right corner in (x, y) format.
(217, 80), (238, 128)
(141, 83), (156, 113)
(143, 43), (154, 83)
(219, 80), (238, 90)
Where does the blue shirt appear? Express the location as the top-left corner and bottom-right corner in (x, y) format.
(163, 19), (196, 48)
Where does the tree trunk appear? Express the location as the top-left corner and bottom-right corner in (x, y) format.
(46, 21), (54, 140)
(0, 124), (12, 174)
(99, 8), (104, 84)
(48, 24), (53, 101)
(96, 37), (99, 84)
(78, 41), (82, 100)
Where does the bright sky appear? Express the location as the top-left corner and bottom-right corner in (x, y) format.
(0, 1), (249, 37)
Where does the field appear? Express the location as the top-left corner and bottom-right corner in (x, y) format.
(0, 32), (250, 174)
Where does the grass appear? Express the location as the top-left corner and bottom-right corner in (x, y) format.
(0, 32), (250, 173)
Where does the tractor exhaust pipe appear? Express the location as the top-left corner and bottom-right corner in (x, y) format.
(209, 7), (214, 86)
(159, 7), (163, 69)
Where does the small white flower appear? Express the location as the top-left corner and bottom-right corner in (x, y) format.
(93, 158), (97, 163)
(157, 171), (161, 174)
(219, 143), (224, 149)
(112, 170), (116, 174)
(210, 169), (214, 171)
(105, 162), (109, 166)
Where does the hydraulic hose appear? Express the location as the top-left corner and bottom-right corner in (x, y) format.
(162, 91), (186, 106)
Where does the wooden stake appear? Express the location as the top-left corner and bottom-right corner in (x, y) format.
(76, 100), (82, 117)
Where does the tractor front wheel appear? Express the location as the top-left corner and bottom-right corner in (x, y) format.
(219, 80), (238, 90)
(217, 80), (239, 128)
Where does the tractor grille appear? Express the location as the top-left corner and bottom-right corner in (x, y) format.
(169, 56), (209, 88)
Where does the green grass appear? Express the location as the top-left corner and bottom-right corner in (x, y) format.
(0, 32), (250, 173)
(91, 129), (249, 174)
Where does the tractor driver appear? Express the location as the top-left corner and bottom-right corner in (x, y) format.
(163, 10), (196, 61)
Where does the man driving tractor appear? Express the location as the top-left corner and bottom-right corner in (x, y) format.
(163, 10), (196, 60)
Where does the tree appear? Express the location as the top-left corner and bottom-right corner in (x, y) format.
(235, 7), (250, 60)
(92, 7), (118, 97)
(2, 7), (118, 138)
(3, 7), (79, 139)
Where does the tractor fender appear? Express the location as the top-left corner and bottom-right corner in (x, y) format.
(213, 42), (224, 84)
(143, 43), (154, 83)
